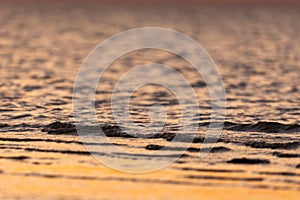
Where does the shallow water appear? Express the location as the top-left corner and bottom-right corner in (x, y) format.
(0, 3), (300, 199)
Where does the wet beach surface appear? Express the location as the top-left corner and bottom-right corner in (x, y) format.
(0, 3), (300, 199)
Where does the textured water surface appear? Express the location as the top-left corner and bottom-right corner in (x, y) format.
(0, 4), (300, 199)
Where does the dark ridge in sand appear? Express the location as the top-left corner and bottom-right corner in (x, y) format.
(10, 114), (32, 120)
(42, 122), (182, 140)
(8, 171), (295, 191)
(0, 136), (85, 144)
(42, 121), (300, 139)
(152, 132), (176, 140)
(115, 152), (189, 158)
(31, 161), (52, 165)
(174, 160), (186, 164)
(100, 124), (134, 138)
(272, 152), (300, 158)
(42, 121), (134, 138)
(0, 137), (126, 147)
(204, 146), (232, 153)
(24, 147), (99, 156)
(243, 141), (300, 149)
(0, 123), (42, 132)
(145, 144), (164, 150)
(10, 171), (203, 187)
(184, 175), (263, 182)
(0, 146), (22, 151)
(0, 156), (30, 161)
(258, 171), (300, 177)
(177, 167), (245, 173)
(227, 158), (270, 164)
(199, 121), (300, 133)
(145, 144), (231, 153)
(23, 85), (43, 92)
(191, 80), (207, 88)
(42, 121), (76, 134)
(23, 146), (189, 159)
(41, 122), (299, 152)
(0, 123), (8, 128)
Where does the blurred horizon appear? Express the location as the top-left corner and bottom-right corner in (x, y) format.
(1, 0), (299, 5)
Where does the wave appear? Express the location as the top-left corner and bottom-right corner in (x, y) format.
(199, 121), (300, 133)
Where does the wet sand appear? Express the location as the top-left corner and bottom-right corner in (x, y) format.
(0, 3), (300, 199)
